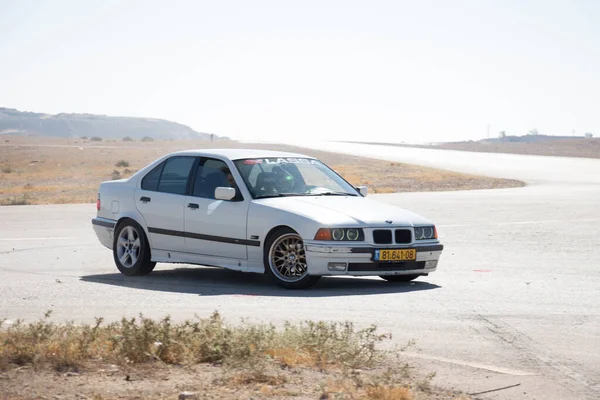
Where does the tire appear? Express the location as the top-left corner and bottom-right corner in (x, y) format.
(113, 219), (156, 276)
(264, 227), (320, 289)
(379, 274), (421, 282)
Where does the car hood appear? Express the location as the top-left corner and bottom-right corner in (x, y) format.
(255, 195), (433, 227)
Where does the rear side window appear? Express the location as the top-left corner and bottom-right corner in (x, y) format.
(141, 162), (164, 191)
(157, 157), (196, 195)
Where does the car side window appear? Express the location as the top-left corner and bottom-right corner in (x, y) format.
(193, 158), (231, 199)
(141, 162), (164, 191)
(156, 156), (195, 195)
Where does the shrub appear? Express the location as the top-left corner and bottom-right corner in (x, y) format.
(1, 165), (12, 173)
(122, 136), (133, 141)
(122, 169), (136, 178)
(90, 136), (102, 141)
(1, 195), (29, 206)
(111, 170), (121, 180)
(115, 160), (130, 167)
(141, 136), (154, 142)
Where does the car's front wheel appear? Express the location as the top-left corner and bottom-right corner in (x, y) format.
(379, 274), (421, 282)
(265, 228), (320, 289)
(113, 220), (156, 276)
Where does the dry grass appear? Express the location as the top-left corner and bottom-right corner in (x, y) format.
(0, 311), (386, 373)
(365, 384), (414, 400)
(0, 136), (523, 205)
(0, 312), (472, 399)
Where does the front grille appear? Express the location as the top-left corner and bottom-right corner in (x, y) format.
(373, 230), (392, 244)
(395, 229), (412, 244)
(348, 261), (426, 272)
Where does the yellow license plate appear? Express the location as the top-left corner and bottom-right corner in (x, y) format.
(375, 249), (416, 262)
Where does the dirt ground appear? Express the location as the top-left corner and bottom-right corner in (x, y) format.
(0, 361), (469, 400)
(0, 136), (523, 205)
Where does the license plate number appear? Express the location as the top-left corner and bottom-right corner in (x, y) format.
(374, 249), (416, 262)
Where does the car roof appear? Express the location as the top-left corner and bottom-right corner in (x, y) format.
(167, 148), (316, 161)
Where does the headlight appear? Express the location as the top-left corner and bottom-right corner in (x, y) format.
(346, 228), (359, 241)
(414, 226), (437, 240)
(314, 228), (364, 241)
(332, 228), (345, 241)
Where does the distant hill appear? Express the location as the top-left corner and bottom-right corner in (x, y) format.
(427, 134), (600, 159)
(345, 133), (599, 159)
(479, 134), (587, 144)
(0, 107), (225, 140)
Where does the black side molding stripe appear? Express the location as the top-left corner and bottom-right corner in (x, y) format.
(351, 244), (443, 253)
(148, 227), (260, 247)
(91, 218), (116, 229)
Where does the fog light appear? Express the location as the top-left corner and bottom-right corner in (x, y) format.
(328, 262), (347, 271)
(425, 260), (438, 269)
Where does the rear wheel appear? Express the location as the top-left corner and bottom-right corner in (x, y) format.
(379, 274), (421, 282)
(113, 220), (156, 276)
(264, 228), (320, 289)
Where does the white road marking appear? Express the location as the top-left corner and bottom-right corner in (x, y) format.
(402, 352), (537, 376)
(0, 237), (77, 241)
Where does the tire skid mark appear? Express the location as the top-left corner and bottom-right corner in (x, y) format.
(432, 291), (600, 398)
(470, 314), (600, 397)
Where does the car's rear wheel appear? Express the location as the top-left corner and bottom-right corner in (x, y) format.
(113, 220), (156, 276)
(379, 274), (421, 282)
(265, 228), (320, 289)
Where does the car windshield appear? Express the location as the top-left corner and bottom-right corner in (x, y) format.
(233, 157), (359, 199)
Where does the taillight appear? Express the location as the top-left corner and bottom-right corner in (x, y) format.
(96, 194), (101, 211)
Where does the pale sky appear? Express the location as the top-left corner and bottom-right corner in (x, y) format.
(1, 0), (599, 143)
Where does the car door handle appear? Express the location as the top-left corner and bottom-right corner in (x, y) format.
(140, 196), (151, 203)
(187, 203), (199, 209)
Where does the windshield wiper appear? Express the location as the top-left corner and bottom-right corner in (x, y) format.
(254, 193), (302, 199)
(313, 192), (357, 196)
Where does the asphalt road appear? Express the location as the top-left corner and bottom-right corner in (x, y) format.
(1, 143), (599, 399)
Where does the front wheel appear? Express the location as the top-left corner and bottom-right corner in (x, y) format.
(113, 220), (156, 276)
(264, 228), (320, 289)
(379, 274), (421, 282)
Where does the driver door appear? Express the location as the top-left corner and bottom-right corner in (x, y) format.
(183, 157), (250, 261)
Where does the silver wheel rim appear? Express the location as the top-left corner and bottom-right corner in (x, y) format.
(116, 225), (141, 269)
(269, 233), (308, 283)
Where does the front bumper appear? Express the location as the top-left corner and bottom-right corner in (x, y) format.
(304, 242), (443, 276)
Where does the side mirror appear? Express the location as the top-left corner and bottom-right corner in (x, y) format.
(215, 187), (236, 201)
(356, 185), (368, 197)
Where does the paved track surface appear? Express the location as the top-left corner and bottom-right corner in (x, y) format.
(1, 142), (599, 399)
